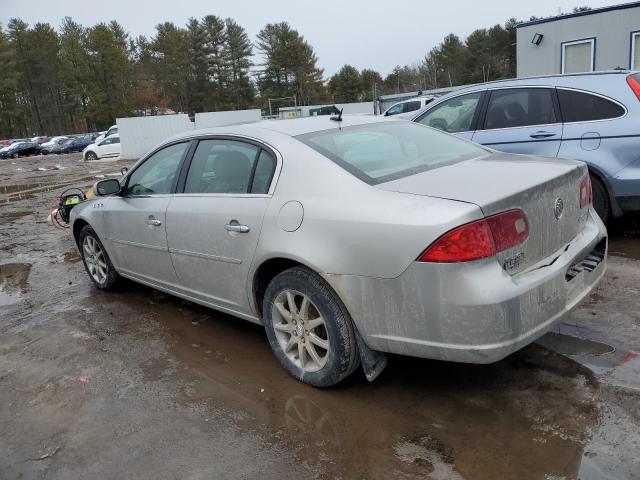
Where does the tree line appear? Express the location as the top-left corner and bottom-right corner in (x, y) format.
(0, 7), (590, 138)
(0, 17), (328, 138)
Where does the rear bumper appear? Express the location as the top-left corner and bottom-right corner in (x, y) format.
(325, 208), (607, 364)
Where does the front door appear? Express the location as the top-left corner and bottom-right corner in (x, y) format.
(103, 141), (190, 288)
(97, 137), (121, 158)
(165, 138), (277, 315)
(472, 87), (563, 156)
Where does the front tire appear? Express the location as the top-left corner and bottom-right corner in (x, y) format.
(590, 174), (611, 224)
(263, 267), (359, 387)
(79, 225), (119, 290)
(85, 151), (97, 161)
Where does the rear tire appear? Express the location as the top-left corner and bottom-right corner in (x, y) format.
(263, 267), (359, 387)
(590, 174), (611, 224)
(79, 225), (119, 290)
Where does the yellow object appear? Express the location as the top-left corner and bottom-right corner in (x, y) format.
(85, 187), (94, 200)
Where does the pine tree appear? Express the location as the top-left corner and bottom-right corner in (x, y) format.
(256, 22), (325, 107)
(328, 65), (361, 103)
(223, 18), (254, 110)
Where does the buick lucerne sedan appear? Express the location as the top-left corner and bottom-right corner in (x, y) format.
(70, 116), (607, 387)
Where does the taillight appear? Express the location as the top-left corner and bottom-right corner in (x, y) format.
(627, 74), (640, 101)
(579, 175), (592, 209)
(418, 209), (528, 263)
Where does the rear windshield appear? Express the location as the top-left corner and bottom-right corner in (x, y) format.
(296, 122), (487, 184)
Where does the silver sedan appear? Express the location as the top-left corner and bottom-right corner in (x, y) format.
(71, 115), (607, 387)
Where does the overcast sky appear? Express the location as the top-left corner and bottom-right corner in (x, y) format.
(1, 0), (617, 77)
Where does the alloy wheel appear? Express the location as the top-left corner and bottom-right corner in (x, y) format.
(82, 235), (108, 284)
(272, 290), (330, 373)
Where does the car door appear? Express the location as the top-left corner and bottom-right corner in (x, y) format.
(165, 137), (278, 315)
(413, 91), (485, 141)
(98, 137), (120, 157)
(102, 141), (191, 288)
(472, 87), (563, 156)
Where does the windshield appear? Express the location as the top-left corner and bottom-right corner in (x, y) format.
(296, 122), (487, 184)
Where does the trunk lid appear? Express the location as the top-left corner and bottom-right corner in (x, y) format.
(377, 152), (589, 274)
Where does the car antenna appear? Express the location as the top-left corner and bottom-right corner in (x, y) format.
(330, 108), (343, 122)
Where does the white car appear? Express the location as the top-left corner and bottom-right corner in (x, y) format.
(41, 136), (68, 149)
(83, 134), (120, 161)
(383, 96), (436, 117)
(93, 125), (118, 145)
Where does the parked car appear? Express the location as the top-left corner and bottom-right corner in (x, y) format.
(31, 136), (50, 144)
(41, 137), (71, 155)
(83, 134), (120, 160)
(40, 136), (68, 150)
(0, 141), (41, 159)
(383, 96), (436, 117)
(410, 71), (640, 223)
(59, 135), (95, 154)
(71, 116), (607, 387)
(94, 125), (118, 144)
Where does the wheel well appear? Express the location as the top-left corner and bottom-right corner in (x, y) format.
(253, 258), (304, 317)
(72, 219), (89, 247)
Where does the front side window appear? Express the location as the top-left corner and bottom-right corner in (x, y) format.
(557, 89), (625, 122)
(484, 88), (557, 130)
(562, 39), (595, 74)
(126, 142), (188, 196)
(385, 103), (405, 116)
(415, 92), (482, 133)
(184, 139), (275, 194)
(298, 122), (487, 185)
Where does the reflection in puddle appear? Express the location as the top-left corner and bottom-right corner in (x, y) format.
(538, 332), (615, 357)
(106, 283), (600, 479)
(0, 263), (31, 306)
(0, 211), (32, 224)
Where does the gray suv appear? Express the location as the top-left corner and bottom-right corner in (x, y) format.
(411, 71), (640, 223)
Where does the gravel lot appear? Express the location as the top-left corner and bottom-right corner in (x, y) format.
(1, 153), (639, 479)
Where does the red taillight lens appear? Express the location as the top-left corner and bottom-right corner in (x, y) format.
(627, 74), (640, 101)
(579, 175), (592, 208)
(418, 209), (528, 263)
(486, 209), (529, 251)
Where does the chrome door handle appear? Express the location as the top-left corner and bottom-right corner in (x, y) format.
(146, 219), (162, 226)
(530, 131), (556, 139)
(225, 222), (250, 233)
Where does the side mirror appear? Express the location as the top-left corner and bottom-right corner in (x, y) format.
(94, 179), (121, 196)
(120, 167), (128, 176)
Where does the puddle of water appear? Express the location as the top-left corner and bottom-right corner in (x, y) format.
(608, 238), (640, 261)
(0, 263), (31, 306)
(0, 177), (95, 205)
(537, 332), (615, 357)
(92, 284), (601, 480)
(63, 248), (81, 263)
(0, 211), (32, 224)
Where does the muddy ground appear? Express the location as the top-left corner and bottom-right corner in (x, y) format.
(0, 153), (639, 480)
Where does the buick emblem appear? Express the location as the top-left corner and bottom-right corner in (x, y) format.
(554, 198), (564, 220)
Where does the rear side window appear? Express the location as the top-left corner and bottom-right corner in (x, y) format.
(405, 101), (421, 112)
(484, 88), (557, 129)
(184, 139), (276, 194)
(557, 89), (625, 122)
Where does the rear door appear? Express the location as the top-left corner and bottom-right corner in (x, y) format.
(103, 141), (190, 288)
(472, 87), (563, 156)
(413, 91), (485, 141)
(165, 137), (278, 315)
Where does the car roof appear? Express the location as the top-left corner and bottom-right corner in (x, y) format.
(441, 70), (634, 95)
(167, 115), (393, 142)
